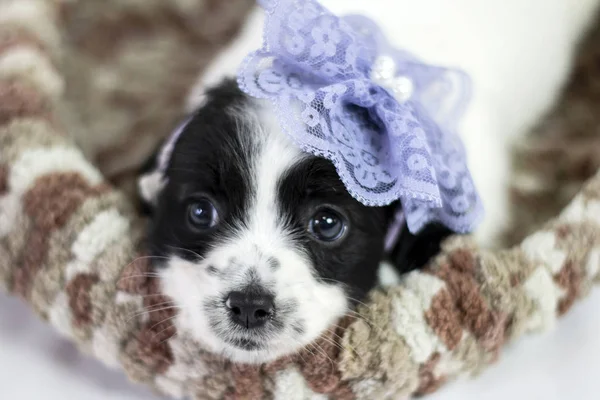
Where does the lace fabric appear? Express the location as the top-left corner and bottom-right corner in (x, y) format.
(238, 0), (483, 233)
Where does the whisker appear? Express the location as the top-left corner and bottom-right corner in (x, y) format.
(146, 305), (180, 315)
(280, 280), (384, 334)
(320, 327), (368, 365)
(305, 277), (377, 310)
(138, 293), (175, 299)
(289, 338), (312, 365)
(150, 316), (178, 341)
(343, 310), (387, 336)
(116, 255), (170, 275)
(123, 255), (171, 264)
(281, 279), (374, 311)
(315, 332), (344, 354)
(116, 270), (162, 281)
(126, 305), (180, 323)
(115, 273), (160, 285)
(159, 332), (178, 346)
(325, 328), (367, 364)
(143, 300), (176, 311)
(324, 326), (364, 361)
(166, 245), (203, 260)
(308, 341), (335, 370)
(129, 255), (171, 261)
(327, 325), (360, 355)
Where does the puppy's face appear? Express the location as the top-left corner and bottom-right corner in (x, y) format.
(142, 81), (390, 363)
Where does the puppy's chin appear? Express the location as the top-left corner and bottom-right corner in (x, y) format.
(157, 256), (349, 364)
(211, 335), (309, 365)
(186, 326), (311, 365)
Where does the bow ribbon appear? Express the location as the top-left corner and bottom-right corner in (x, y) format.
(238, 0), (483, 234)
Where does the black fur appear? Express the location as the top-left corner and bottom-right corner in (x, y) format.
(145, 80), (255, 262)
(277, 156), (392, 301)
(389, 222), (453, 273)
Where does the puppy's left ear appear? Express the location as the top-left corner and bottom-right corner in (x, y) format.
(137, 142), (166, 213)
(388, 221), (454, 275)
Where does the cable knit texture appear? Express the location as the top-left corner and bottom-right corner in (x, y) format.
(0, 1), (599, 399)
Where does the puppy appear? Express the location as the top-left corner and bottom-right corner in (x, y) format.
(139, 0), (600, 364)
(139, 78), (449, 363)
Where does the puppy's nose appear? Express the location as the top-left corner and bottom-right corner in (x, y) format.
(226, 290), (274, 329)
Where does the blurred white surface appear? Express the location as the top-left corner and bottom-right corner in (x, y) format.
(1, 290), (599, 399)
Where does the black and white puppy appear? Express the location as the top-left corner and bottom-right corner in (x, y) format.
(137, 0), (600, 364)
(138, 79), (450, 364)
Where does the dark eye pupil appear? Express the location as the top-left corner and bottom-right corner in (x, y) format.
(188, 199), (217, 229)
(310, 210), (345, 242)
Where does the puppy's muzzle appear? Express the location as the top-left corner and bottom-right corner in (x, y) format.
(225, 288), (275, 329)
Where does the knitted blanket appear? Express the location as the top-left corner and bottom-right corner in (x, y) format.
(1, 1), (599, 399)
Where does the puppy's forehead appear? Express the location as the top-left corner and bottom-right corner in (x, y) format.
(169, 80), (258, 177)
(167, 80), (314, 232)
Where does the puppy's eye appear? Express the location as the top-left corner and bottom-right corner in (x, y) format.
(187, 199), (218, 229)
(309, 208), (346, 242)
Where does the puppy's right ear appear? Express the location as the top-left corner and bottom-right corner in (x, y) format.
(137, 113), (193, 214)
(137, 142), (166, 214)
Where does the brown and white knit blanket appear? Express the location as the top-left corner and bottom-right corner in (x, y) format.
(1, 1), (599, 399)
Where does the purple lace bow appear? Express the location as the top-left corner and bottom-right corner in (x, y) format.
(237, 0), (483, 234)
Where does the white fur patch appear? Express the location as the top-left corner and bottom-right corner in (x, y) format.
(159, 257), (220, 351)
(9, 146), (103, 195)
(138, 171), (165, 204)
(377, 261), (402, 287)
(65, 209), (130, 281)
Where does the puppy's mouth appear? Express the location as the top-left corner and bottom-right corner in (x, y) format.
(212, 320), (281, 353)
(226, 336), (265, 351)
(205, 289), (290, 352)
